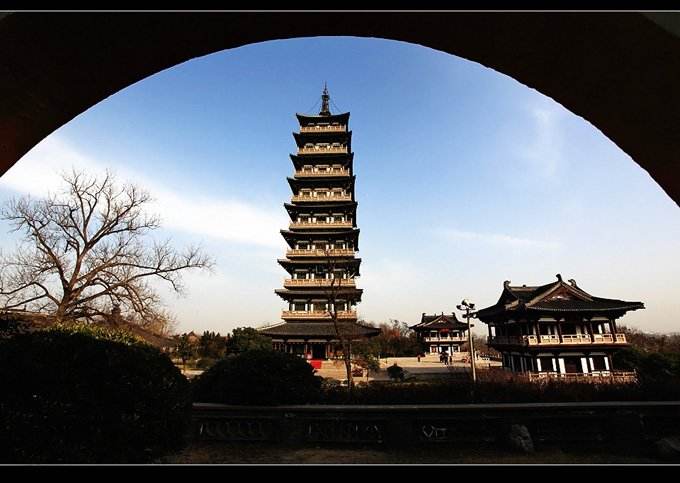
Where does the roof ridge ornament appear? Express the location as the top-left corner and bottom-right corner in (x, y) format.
(568, 278), (577, 287)
(556, 273), (563, 282)
(320, 82), (331, 116)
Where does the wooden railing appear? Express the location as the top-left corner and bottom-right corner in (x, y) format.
(289, 220), (353, 229)
(281, 310), (357, 320)
(560, 334), (594, 344)
(424, 336), (467, 342)
(291, 194), (352, 202)
(527, 371), (637, 383)
(298, 146), (348, 154)
(489, 333), (628, 346)
(286, 248), (355, 257)
(300, 125), (346, 132)
(284, 278), (356, 287)
(295, 169), (349, 177)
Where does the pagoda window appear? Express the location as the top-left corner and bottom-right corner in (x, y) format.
(314, 302), (328, 311)
(293, 271), (307, 280)
(293, 302), (307, 311)
(297, 241), (309, 250)
(335, 302), (347, 311)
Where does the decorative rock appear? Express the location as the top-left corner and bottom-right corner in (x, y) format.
(655, 436), (680, 461)
(508, 424), (535, 453)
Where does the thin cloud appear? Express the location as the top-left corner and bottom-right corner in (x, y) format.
(516, 101), (566, 180)
(438, 227), (562, 250)
(0, 135), (286, 248)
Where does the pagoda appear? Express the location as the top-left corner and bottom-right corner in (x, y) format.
(260, 86), (379, 359)
(476, 274), (644, 382)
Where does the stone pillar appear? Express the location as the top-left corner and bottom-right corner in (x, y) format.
(536, 358), (542, 372)
(580, 357), (589, 374)
(551, 357), (557, 372)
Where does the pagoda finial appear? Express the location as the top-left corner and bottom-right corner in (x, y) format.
(319, 82), (331, 116)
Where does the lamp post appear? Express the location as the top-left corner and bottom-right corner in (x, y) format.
(457, 299), (477, 384)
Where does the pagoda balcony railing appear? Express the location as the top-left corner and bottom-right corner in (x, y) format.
(526, 371), (637, 383)
(281, 310), (357, 320)
(290, 220), (353, 229)
(286, 249), (356, 257)
(298, 146), (348, 154)
(299, 125), (346, 133)
(488, 333), (627, 346)
(295, 169), (349, 177)
(291, 193), (352, 202)
(424, 336), (467, 342)
(284, 278), (356, 288)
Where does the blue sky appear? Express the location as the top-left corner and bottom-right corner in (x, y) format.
(1, 36), (679, 335)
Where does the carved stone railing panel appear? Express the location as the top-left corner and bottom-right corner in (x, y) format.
(196, 418), (276, 441)
(304, 419), (385, 443)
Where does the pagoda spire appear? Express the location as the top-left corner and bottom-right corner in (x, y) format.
(319, 82), (331, 116)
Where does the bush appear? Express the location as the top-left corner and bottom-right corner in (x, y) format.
(191, 350), (322, 405)
(386, 363), (405, 381)
(0, 328), (191, 463)
(320, 377), (680, 405)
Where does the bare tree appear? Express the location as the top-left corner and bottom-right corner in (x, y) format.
(324, 248), (362, 392)
(0, 169), (213, 326)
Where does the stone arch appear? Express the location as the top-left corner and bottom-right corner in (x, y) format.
(2, 12), (679, 204)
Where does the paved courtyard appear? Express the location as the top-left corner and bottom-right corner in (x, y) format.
(315, 353), (502, 382)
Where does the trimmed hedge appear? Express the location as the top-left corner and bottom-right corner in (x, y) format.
(0, 328), (191, 463)
(320, 378), (680, 405)
(192, 350), (322, 405)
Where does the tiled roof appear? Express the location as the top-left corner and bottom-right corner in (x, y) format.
(410, 313), (469, 331)
(259, 321), (380, 338)
(476, 275), (644, 320)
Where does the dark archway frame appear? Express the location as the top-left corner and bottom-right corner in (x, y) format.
(2, 13), (679, 204)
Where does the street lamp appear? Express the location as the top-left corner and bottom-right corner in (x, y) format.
(457, 299), (477, 383)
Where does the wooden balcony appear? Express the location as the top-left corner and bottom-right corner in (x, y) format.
(291, 193), (352, 202)
(283, 278), (356, 288)
(295, 169), (349, 177)
(281, 310), (357, 320)
(298, 146), (348, 155)
(286, 248), (355, 257)
(300, 125), (346, 133)
(488, 333), (628, 346)
(424, 336), (467, 342)
(289, 220), (353, 229)
(526, 371), (637, 383)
